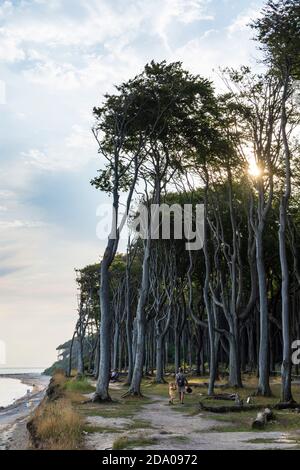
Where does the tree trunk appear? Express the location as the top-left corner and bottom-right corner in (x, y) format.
(94, 241), (115, 401)
(256, 228), (271, 396)
(174, 330), (180, 373)
(228, 334), (242, 388)
(203, 185), (216, 396)
(155, 334), (165, 383)
(67, 331), (76, 377)
(113, 323), (119, 371)
(279, 80), (293, 403)
(128, 238), (151, 395)
(125, 258), (133, 384)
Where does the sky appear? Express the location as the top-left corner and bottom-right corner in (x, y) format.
(0, 0), (265, 368)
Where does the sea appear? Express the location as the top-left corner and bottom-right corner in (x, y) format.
(0, 368), (45, 408)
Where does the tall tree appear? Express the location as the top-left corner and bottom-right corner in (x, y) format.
(91, 81), (150, 401)
(252, 0), (300, 401)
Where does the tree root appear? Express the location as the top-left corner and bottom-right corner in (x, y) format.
(92, 393), (112, 403)
(121, 390), (144, 399)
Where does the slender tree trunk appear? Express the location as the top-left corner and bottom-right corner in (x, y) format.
(228, 316), (242, 387)
(67, 331), (76, 377)
(155, 334), (165, 383)
(95, 240), (115, 401)
(247, 322), (255, 372)
(128, 238), (151, 395)
(113, 323), (119, 371)
(203, 183), (216, 396)
(93, 335), (100, 378)
(256, 228), (271, 396)
(77, 337), (84, 377)
(174, 330), (180, 373)
(279, 79), (293, 403)
(228, 335), (242, 387)
(125, 252), (134, 383)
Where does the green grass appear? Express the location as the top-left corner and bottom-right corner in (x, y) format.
(112, 435), (157, 450)
(78, 388), (153, 421)
(246, 438), (279, 444)
(69, 374), (300, 441)
(126, 419), (153, 430)
(64, 377), (96, 394)
(201, 409), (300, 433)
(82, 424), (121, 434)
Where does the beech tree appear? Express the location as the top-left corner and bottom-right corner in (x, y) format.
(252, 0), (300, 401)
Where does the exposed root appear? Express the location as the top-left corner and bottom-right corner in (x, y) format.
(92, 393), (112, 403)
(121, 390), (144, 399)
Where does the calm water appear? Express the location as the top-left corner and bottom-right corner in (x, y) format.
(0, 378), (32, 408)
(0, 369), (43, 408)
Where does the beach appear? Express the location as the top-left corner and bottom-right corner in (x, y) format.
(0, 374), (50, 450)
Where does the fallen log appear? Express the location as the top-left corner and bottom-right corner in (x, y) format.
(199, 400), (300, 414)
(190, 382), (228, 389)
(252, 408), (274, 429)
(199, 402), (265, 413)
(204, 393), (237, 401)
(273, 402), (300, 410)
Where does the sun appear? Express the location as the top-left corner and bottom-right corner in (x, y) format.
(248, 158), (262, 178)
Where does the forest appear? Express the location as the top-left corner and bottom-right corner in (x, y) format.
(60, 0), (300, 405)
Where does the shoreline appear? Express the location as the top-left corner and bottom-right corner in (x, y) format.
(0, 373), (50, 450)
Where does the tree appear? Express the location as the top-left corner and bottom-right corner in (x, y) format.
(91, 78), (151, 401)
(252, 0), (300, 402)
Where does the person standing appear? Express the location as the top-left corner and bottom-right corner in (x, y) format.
(176, 368), (188, 404)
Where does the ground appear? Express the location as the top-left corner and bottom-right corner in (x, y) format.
(0, 374), (50, 450)
(75, 375), (300, 451)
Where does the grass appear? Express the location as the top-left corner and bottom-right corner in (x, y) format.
(126, 419), (152, 430)
(28, 371), (88, 450)
(82, 424), (121, 434)
(30, 398), (83, 450)
(136, 374), (300, 434)
(78, 386), (153, 421)
(112, 435), (157, 450)
(198, 407), (300, 433)
(64, 376), (96, 394)
(33, 371), (300, 449)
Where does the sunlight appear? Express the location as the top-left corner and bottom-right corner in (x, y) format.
(247, 157), (262, 178)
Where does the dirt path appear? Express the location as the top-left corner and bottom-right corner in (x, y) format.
(84, 386), (299, 450)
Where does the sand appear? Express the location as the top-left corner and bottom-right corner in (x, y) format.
(0, 374), (50, 450)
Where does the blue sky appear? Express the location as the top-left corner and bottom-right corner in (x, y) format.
(0, 0), (264, 367)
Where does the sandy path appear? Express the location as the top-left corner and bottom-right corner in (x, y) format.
(84, 387), (299, 450)
(0, 374), (50, 450)
(134, 396), (298, 450)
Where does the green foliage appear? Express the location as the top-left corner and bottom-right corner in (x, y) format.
(252, 0), (300, 79)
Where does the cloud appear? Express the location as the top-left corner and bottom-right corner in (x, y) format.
(0, 265), (25, 277)
(150, 0), (213, 49)
(227, 7), (260, 36)
(0, 219), (47, 229)
(22, 125), (98, 171)
(0, 190), (16, 200)
(23, 60), (80, 90)
(0, 0), (265, 368)
(0, 1), (13, 19)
